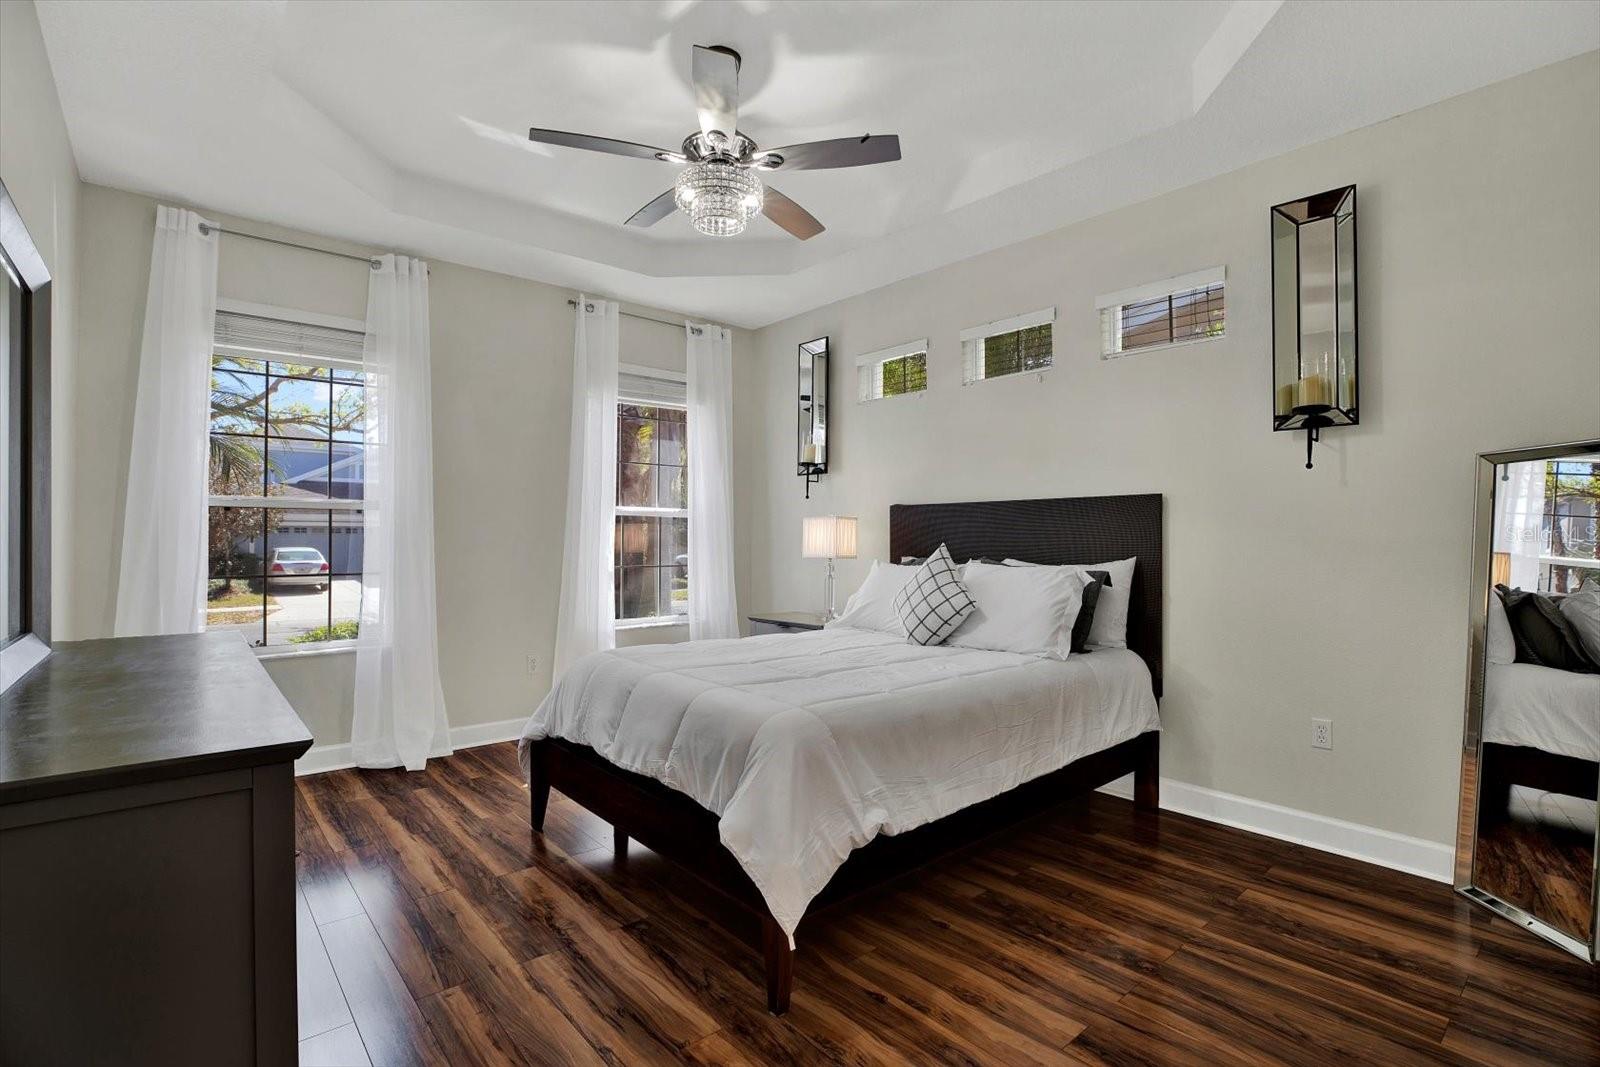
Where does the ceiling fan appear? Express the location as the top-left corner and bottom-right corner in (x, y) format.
(529, 44), (901, 240)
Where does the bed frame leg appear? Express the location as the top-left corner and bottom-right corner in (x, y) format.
(528, 743), (550, 834)
(613, 825), (629, 858)
(1134, 732), (1159, 812)
(762, 914), (793, 1015)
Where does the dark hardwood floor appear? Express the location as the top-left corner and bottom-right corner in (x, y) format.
(294, 742), (1599, 1066)
(1476, 786), (1596, 944)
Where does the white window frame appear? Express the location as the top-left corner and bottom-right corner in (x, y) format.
(615, 364), (689, 629)
(959, 307), (1055, 385)
(856, 339), (929, 402)
(1097, 266), (1226, 359)
(209, 301), (368, 656)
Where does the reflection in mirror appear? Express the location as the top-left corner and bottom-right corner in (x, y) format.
(1460, 442), (1600, 961)
(798, 337), (829, 496)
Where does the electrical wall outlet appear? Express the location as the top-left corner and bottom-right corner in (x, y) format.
(1311, 718), (1333, 750)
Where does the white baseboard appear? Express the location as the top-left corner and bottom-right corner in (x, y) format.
(1098, 774), (1455, 883)
(294, 717), (526, 776)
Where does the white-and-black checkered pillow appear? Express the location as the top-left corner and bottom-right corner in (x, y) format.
(892, 544), (977, 646)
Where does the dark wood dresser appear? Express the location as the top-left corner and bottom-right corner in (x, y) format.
(747, 611), (828, 635)
(0, 632), (313, 1066)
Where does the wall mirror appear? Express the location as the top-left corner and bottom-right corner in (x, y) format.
(797, 337), (828, 496)
(1271, 185), (1357, 469)
(1457, 438), (1600, 962)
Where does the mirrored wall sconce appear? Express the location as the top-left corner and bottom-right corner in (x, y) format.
(1271, 185), (1358, 469)
(798, 336), (829, 497)
(802, 515), (857, 619)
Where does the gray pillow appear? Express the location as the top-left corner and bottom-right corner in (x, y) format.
(1495, 585), (1599, 673)
(1558, 579), (1600, 665)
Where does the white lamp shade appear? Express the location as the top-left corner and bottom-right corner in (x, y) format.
(802, 515), (858, 559)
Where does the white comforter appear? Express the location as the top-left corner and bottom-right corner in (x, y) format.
(1484, 661), (1600, 761)
(518, 627), (1159, 943)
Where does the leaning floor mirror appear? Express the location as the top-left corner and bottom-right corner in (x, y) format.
(1457, 439), (1600, 962)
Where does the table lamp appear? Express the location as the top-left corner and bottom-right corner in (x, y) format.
(802, 515), (858, 619)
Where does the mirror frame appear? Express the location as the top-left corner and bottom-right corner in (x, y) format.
(797, 336), (829, 477)
(1455, 437), (1600, 963)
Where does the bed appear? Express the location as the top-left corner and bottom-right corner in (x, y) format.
(1480, 661), (1600, 819)
(520, 493), (1164, 1013)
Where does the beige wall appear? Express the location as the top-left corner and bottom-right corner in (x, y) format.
(70, 183), (750, 748)
(737, 53), (1600, 847)
(1, 0), (80, 639)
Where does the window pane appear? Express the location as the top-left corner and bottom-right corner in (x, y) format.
(210, 367), (266, 434)
(269, 361), (332, 382)
(266, 583), (330, 646)
(326, 575), (361, 643)
(615, 514), (657, 566)
(619, 414), (654, 467)
(209, 506), (264, 576)
(213, 354), (266, 374)
(330, 510), (365, 573)
(266, 373), (331, 439)
(617, 566), (659, 620)
(656, 416), (686, 466)
(210, 434), (266, 494)
(657, 465), (686, 510)
(329, 442), (364, 501)
(331, 381), (365, 442)
(266, 437), (331, 499)
(665, 518), (689, 615)
(205, 576), (266, 646)
(267, 514), (331, 572)
(618, 463), (655, 507)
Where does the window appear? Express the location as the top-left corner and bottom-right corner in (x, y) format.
(960, 308), (1054, 384)
(1098, 267), (1225, 357)
(205, 310), (366, 648)
(857, 339), (928, 401)
(616, 367), (688, 624)
(1541, 458), (1599, 593)
(2, 180), (52, 692)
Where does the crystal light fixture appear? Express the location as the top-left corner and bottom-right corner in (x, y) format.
(674, 161), (764, 237)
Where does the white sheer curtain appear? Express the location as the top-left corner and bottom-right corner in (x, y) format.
(115, 206), (218, 637)
(1495, 459), (1548, 591)
(553, 296), (619, 677)
(352, 255), (451, 771)
(686, 322), (739, 640)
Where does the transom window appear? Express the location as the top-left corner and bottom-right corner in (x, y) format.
(857, 339), (928, 402)
(616, 367), (688, 624)
(1098, 268), (1226, 357)
(960, 308), (1054, 384)
(205, 310), (366, 648)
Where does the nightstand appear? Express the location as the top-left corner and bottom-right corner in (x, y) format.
(747, 611), (828, 636)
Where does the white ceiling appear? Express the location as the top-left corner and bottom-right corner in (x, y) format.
(34, 0), (1600, 328)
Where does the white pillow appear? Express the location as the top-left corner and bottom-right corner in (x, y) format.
(825, 561), (916, 634)
(947, 560), (1082, 659)
(1005, 556), (1136, 649)
(1486, 589), (1516, 666)
(1558, 579), (1600, 665)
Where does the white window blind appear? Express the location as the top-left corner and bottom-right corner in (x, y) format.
(1097, 267), (1225, 357)
(856, 339), (928, 401)
(960, 307), (1054, 384)
(213, 310), (366, 370)
(618, 364), (687, 407)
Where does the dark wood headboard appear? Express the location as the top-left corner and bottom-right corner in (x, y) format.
(889, 493), (1163, 698)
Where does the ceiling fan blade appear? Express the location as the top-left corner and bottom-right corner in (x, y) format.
(759, 135), (901, 171)
(762, 186), (824, 240)
(528, 128), (677, 162)
(624, 189), (679, 228)
(692, 45), (741, 142)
